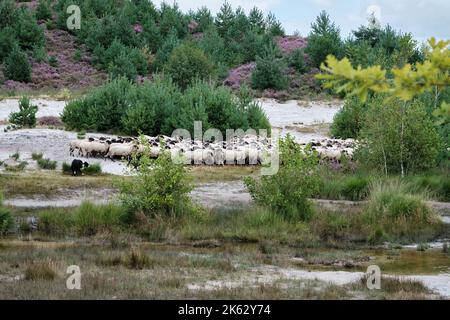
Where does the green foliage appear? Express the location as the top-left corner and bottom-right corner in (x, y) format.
(318, 174), (371, 201)
(82, 163), (102, 175)
(39, 209), (73, 236)
(331, 97), (366, 139)
(4, 46), (32, 82)
(153, 28), (179, 71)
(62, 77), (137, 131)
(74, 202), (126, 236)
(357, 96), (442, 175)
(0, 194), (14, 236)
(9, 96), (38, 128)
(288, 49), (308, 74)
(252, 46), (288, 90)
(346, 20), (422, 69)
(32, 153), (43, 161)
(36, 0), (52, 21)
(364, 180), (442, 242)
(165, 43), (214, 89)
(64, 77), (270, 136)
(244, 135), (320, 221)
(48, 56), (58, 68)
(0, 27), (18, 62)
(15, 7), (45, 50)
(37, 158), (57, 170)
(119, 139), (193, 219)
(305, 11), (343, 68)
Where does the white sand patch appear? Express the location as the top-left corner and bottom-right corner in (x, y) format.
(0, 98), (67, 121)
(188, 264), (450, 298)
(0, 128), (132, 175)
(258, 99), (343, 143)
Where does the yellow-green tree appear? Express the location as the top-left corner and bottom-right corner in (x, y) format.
(317, 38), (449, 176)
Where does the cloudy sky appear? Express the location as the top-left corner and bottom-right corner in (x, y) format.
(154, 0), (450, 42)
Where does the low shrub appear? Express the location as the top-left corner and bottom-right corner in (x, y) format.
(31, 153), (43, 161)
(363, 180), (442, 242)
(83, 163), (102, 175)
(35, 0), (52, 21)
(9, 96), (38, 128)
(120, 142), (193, 219)
(288, 48), (308, 73)
(37, 158), (57, 170)
(24, 259), (58, 281)
(330, 97), (365, 139)
(244, 135), (320, 221)
(61, 162), (71, 175)
(0, 194), (14, 236)
(39, 209), (73, 236)
(317, 173), (371, 201)
(74, 202), (126, 236)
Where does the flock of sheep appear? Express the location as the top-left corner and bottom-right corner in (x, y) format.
(69, 135), (357, 166)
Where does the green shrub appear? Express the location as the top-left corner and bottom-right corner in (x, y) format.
(244, 135), (320, 221)
(318, 174), (371, 201)
(364, 180), (442, 242)
(62, 77), (137, 131)
(32, 153), (43, 160)
(15, 7), (45, 50)
(35, 0), (52, 21)
(74, 202), (126, 236)
(0, 194), (14, 236)
(331, 97), (366, 139)
(32, 45), (47, 62)
(83, 163), (102, 175)
(305, 11), (343, 68)
(165, 43), (214, 89)
(48, 55), (58, 68)
(0, 27), (18, 62)
(120, 139), (193, 219)
(37, 158), (57, 170)
(9, 96), (38, 128)
(39, 209), (73, 236)
(4, 46), (32, 82)
(251, 46), (288, 90)
(62, 162), (71, 174)
(288, 49), (308, 73)
(358, 96), (442, 175)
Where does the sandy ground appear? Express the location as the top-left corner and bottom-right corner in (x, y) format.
(0, 99), (67, 122)
(187, 264), (450, 298)
(0, 128), (131, 175)
(258, 98), (343, 143)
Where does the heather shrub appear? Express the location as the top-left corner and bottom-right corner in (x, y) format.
(4, 46), (32, 82)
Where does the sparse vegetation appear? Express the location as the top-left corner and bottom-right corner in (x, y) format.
(9, 96), (38, 128)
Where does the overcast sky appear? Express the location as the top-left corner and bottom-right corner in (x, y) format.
(154, 0), (450, 42)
